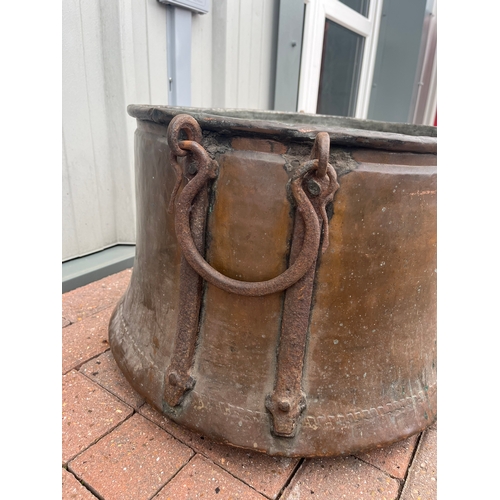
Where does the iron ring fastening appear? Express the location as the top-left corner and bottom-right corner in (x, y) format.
(167, 114), (322, 297)
(310, 131), (329, 179)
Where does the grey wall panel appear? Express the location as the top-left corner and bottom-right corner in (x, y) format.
(274, 0), (305, 112)
(367, 0), (427, 123)
(191, 6), (213, 107)
(411, 0), (437, 125)
(192, 0), (279, 110)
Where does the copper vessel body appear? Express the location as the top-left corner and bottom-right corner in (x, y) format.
(109, 106), (437, 457)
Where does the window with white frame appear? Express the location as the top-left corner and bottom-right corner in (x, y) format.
(297, 0), (383, 118)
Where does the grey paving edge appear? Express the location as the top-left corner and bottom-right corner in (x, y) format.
(62, 245), (135, 293)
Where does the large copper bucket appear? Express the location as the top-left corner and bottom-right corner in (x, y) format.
(109, 105), (437, 457)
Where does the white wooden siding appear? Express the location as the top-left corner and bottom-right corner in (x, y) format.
(62, 0), (168, 260)
(193, 0), (279, 109)
(63, 0), (279, 261)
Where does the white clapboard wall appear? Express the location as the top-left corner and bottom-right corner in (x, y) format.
(62, 0), (279, 261)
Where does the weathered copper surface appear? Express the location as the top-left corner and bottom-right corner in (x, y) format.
(109, 105), (437, 457)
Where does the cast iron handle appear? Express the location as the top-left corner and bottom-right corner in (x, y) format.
(167, 114), (331, 297)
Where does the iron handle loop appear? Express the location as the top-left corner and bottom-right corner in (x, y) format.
(167, 114), (331, 297)
(167, 114), (203, 156)
(311, 132), (329, 178)
(172, 141), (321, 297)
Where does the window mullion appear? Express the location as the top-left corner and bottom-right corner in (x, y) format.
(324, 0), (372, 37)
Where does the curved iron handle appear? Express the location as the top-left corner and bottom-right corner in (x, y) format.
(173, 142), (321, 297)
(167, 114), (325, 297)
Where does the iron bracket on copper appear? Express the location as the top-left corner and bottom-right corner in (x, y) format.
(163, 114), (218, 408)
(266, 132), (339, 437)
(164, 117), (340, 439)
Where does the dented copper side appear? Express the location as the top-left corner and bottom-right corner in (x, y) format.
(109, 105), (437, 457)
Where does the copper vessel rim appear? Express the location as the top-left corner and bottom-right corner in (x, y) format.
(127, 105), (437, 155)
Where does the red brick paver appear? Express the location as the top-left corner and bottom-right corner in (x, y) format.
(153, 454), (267, 500)
(140, 403), (299, 499)
(62, 270), (438, 499)
(79, 351), (145, 410)
(62, 269), (132, 323)
(282, 456), (400, 500)
(400, 423), (437, 500)
(62, 467), (99, 500)
(355, 433), (420, 480)
(62, 370), (133, 464)
(62, 308), (113, 374)
(68, 413), (194, 500)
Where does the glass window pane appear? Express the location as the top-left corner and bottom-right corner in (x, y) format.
(316, 20), (365, 117)
(339, 0), (370, 17)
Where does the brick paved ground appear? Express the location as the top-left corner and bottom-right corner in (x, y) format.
(62, 269), (437, 500)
